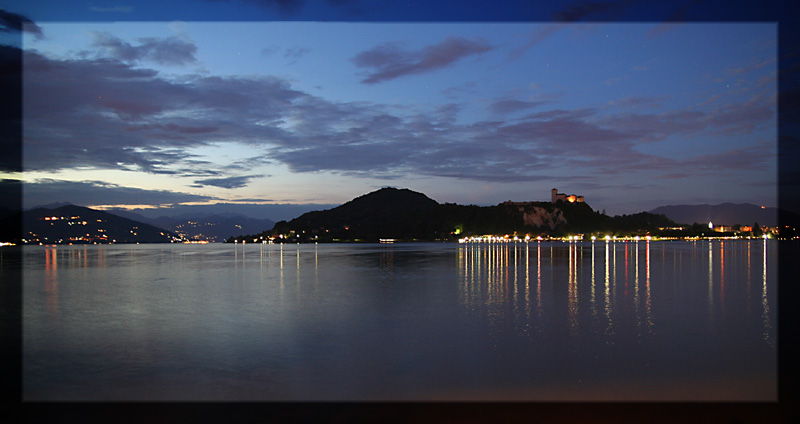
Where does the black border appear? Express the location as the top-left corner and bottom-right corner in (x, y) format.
(3, 1), (797, 422)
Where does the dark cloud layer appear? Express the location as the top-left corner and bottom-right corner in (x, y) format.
(192, 175), (263, 189)
(118, 202), (339, 222)
(489, 99), (549, 115)
(23, 42), (776, 190)
(507, 25), (565, 61)
(0, 9), (43, 38)
(23, 179), (216, 208)
(23, 49), (302, 178)
(91, 32), (198, 66)
(352, 37), (493, 84)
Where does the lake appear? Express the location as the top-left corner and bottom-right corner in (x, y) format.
(19, 240), (777, 401)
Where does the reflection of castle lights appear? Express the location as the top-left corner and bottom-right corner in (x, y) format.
(458, 243), (537, 332)
(568, 243), (579, 333)
(537, 243), (542, 316)
(645, 240), (653, 331)
(590, 241), (597, 318)
(720, 241), (725, 309)
(634, 241), (640, 319)
(604, 239), (613, 335)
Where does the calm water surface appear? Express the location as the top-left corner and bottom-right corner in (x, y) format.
(20, 240), (777, 400)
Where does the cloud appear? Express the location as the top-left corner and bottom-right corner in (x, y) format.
(0, 9), (43, 38)
(118, 202), (339, 221)
(645, 5), (689, 38)
(678, 141), (776, 172)
(726, 59), (775, 76)
(656, 173), (691, 179)
(90, 32), (198, 66)
(284, 46), (310, 63)
(507, 25), (565, 61)
(22, 50), (303, 177)
(126, 123), (219, 135)
(23, 179), (216, 209)
(23, 45), (776, 192)
(488, 99), (549, 115)
(352, 37), (493, 84)
(261, 46), (279, 57)
(192, 175), (264, 189)
(605, 96), (664, 109)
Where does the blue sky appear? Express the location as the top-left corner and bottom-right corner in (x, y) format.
(1, 1), (787, 218)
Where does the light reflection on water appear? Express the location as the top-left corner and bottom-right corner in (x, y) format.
(457, 241), (664, 343)
(456, 240), (775, 348)
(22, 240), (777, 401)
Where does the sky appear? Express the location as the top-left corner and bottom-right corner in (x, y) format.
(0, 1), (790, 219)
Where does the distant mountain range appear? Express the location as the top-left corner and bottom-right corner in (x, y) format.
(108, 209), (275, 242)
(648, 203), (790, 227)
(104, 203), (335, 223)
(8, 205), (181, 244)
(3, 193), (797, 245)
(0, 204), (276, 244)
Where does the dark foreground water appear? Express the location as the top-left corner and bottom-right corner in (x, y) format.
(19, 240), (776, 401)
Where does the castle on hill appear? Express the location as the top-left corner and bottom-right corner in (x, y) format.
(503, 188), (585, 206)
(551, 188), (584, 203)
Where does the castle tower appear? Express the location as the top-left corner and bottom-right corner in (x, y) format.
(551, 188), (558, 203)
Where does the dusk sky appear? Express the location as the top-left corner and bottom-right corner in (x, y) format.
(1, 1), (789, 219)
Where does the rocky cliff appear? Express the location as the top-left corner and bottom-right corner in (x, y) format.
(520, 206), (567, 229)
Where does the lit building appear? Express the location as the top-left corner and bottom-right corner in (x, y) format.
(551, 188), (584, 203)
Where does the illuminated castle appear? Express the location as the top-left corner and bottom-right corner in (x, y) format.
(551, 188), (584, 203)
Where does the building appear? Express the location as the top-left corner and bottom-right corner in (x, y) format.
(551, 188), (584, 203)
(502, 188), (586, 206)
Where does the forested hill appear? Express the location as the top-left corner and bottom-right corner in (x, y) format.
(7, 205), (181, 244)
(267, 187), (440, 241)
(231, 187), (678, 243)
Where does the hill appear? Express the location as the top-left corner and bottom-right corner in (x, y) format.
(267, 187), (439, 241)
(233, 188), (678, 243)
(7, 205), (182, 244)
